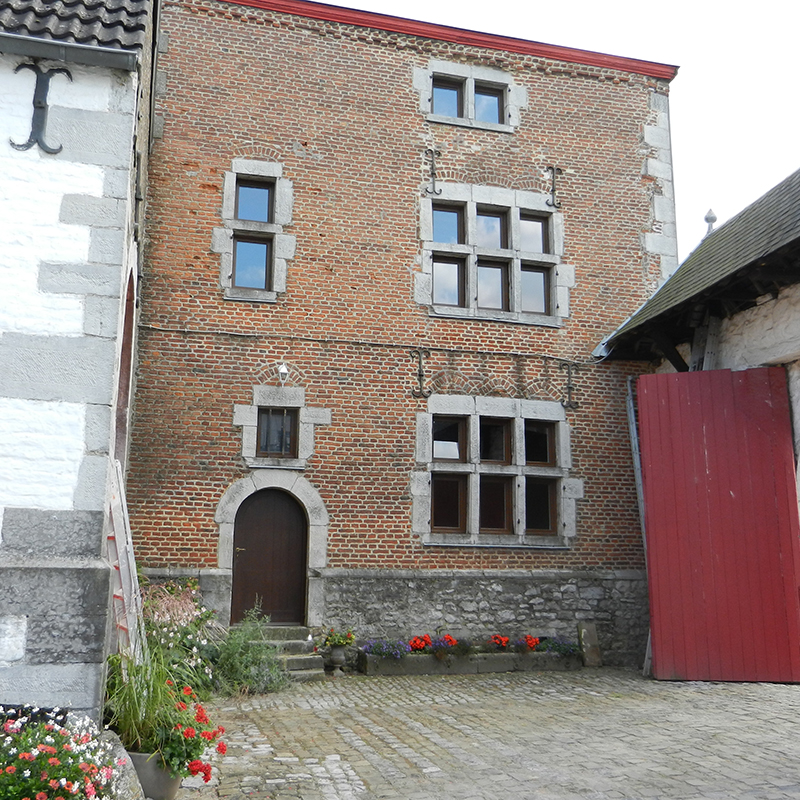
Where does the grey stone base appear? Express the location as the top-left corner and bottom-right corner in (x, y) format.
(358, 651), (582, 675)
(320, 568), (649, 668)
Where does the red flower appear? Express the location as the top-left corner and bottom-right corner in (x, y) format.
(182, 686), (193, 696)
(216, 740), (227, 755)
(183, 727), (197, 738)
(195, 706), (209, 724)
(201, 730), (213, 740)
(36, 793), (48, 800)
(18, 752), (36, 761)
(176, 701), (187, 711)
(217, 726), (225, 735)
(5, 765), (16, 774)
(48, 758), (60, 766)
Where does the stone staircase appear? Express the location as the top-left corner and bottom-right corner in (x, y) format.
(264, 625), (327, 682)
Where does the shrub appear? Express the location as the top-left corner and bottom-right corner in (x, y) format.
(213, 608), (289, 695)
(535, 635), (580, 656)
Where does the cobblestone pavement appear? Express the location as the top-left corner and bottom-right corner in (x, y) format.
(177, 668), (800, 800)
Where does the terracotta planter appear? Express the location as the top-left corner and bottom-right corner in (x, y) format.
(128, 752), (182, 800)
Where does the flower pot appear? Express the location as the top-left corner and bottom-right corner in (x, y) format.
(129, 752), (182, 800)
(329, 645), (347, 676)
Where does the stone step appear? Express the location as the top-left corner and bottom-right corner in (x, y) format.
(289, 668), (327, 683)
(280, 653), (325, 672)
(260, 625), (311, 641)
(271, 638), (315, 655)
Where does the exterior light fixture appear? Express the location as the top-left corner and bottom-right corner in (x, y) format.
(277, 362), (290, 385)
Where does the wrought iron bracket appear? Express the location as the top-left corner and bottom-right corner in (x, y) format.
(546, 165), (563, 209)
(557, 359), (580, 409)
(410, 348), (432, 397)
(424, 148), (442, 196)
(11, 63), (72, 155)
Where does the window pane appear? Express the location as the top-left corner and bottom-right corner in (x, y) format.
(432, 206), (463, 243)
(480, 417), (510, 462)
(526, 478), (554, 533)
(257, 408), (297, 457)
(476, 211), (507, 249)
(432, 79), (462, 117)
(237, 183), (272, 222)
(234, 240), (270, 289)
(432, 474), (466, 531)
(433, 416), (465, 460)
(432, 259), (464, 306)
(525, 421), (554, 464)
(519, 216), (546, 252)
(521, 268), (548, 314)
(475, 86), (503, 124)
(480, 476), (512, 532)
(477, 263), (508, 310)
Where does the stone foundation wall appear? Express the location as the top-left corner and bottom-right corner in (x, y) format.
(319, 568), (649, 668)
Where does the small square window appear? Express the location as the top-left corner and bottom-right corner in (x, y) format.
(432, 257), (465, 306)
(474, 84), (504, 124)
(525, 420), (555, 465)
(479, 475), (513, 533)
(477, 262), (509, 311)
(257, 408), (298, 458)
(432, 77), (463, 118)
(525, 478), (556, 534)
(519, 214), (548, 253)
(233, 238), (272, 289)
(431, 473), (467, 532)
(520, 267), (550, 314)
(476, 209), (508, 249)
(479, 417), (511, 463)
(432, 205), (464, 244)
(432, 416), (467, 460)
(236, 181), (273, 223)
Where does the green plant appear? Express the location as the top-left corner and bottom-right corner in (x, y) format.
(214, 607), (289, 695)
(535, 635), (580, 656)
(0, 708), (120, 800)
(320, 627), (355, 647)
(361, 639), (411, 659)
(104, 646), (225, 780)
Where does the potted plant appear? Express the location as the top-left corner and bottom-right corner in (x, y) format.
(319, 627), (355, 676)
(105, 645), (226, 800)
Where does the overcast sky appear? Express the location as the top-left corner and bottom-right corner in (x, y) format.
(343, 0), (799, 262)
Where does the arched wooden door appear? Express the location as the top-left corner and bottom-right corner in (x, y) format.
(231, 489), (308, 624)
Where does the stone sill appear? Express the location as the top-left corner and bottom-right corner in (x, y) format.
(357, 651), (582, 676)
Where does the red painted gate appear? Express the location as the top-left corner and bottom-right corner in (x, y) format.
(637, 367), (800, 681)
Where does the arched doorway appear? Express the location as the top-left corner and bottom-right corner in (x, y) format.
(230, 488), (308, 624)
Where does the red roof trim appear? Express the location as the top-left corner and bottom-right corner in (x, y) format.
(216, 0), (678, 80)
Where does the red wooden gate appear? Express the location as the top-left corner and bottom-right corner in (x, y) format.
(637, 367), (800, 681)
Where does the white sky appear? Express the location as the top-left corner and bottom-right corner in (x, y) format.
(342, 0), (800, 261)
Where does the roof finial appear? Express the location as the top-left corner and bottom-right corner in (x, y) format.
(704, 208), (717, 236)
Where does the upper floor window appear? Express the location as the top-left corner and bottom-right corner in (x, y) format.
(414, 60), (527, 133)
(416, 184), (573, 326)
(212, 159), (296, 303)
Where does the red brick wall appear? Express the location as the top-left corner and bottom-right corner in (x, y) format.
(128, 0), (667, 572)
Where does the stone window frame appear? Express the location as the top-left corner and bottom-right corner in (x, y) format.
(411, 395), (583, 549)
(413, 59), (527, 133)
(415, 184), (573, 327)
(233, 386), (330, 470)
(212, 159), (296, 303)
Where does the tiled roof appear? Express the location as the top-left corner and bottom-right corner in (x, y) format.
(601, 166), (800, 355)
(0, 0), (148, 50)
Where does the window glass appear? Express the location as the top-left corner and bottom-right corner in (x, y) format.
(477, 262), (508, 310)
(521, 267), (548, 314)
(480, 417), (510, 462)
(526, 478), (554, 532)
(432, 79), (463, 117)
(474, 85), (503, 124)
(432, 474), (466, 531)
(433, 416), (466, 460)
(236, 182), (272, 222)
(480, 476), (512, 532)
(257, 408), (298, 457)
(476, 210), (507, 249)
(432, 206), (463, 243)
(525, 420), (554, 464)
(233, 239), (271, 289)
(519, 215), (546, 252)
(432, 258), (464, 306)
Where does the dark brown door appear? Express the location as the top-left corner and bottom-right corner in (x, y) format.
(231, 489), (308, 624)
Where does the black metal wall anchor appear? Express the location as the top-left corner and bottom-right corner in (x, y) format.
(546, 165), (563, 208)
(424, 148), (442, 196)
(410, 348), (432, 397)
(558, 359), (579, 409)
(11, 63), (72, 155)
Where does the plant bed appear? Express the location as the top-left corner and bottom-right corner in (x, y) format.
(358, 650), (581, 676)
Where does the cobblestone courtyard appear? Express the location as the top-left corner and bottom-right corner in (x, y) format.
(178, 668), (800, 800)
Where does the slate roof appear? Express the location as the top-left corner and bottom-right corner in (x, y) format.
(600, 166), (800, 359)
(0, 0), (148, 50)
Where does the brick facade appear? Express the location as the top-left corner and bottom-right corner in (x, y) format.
(129, 0), (677, 664)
